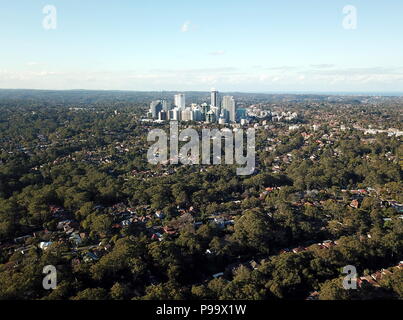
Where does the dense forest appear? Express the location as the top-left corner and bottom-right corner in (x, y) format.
(0, 90), (401, 300)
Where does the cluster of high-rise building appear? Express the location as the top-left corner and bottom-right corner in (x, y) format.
(147, 89), (245, 124)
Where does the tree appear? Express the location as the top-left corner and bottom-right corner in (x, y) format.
(110, 282), (129, 300)
(233, 209), (272, 254)
(319, 278), (351, 300)
(71, 288), (109, 300)
(82, 213), (112, 235)
(380, 269), (403, 298)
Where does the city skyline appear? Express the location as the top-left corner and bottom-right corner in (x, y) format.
(148, 89), (244, 124)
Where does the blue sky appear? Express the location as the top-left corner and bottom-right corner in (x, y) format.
(0, 0), (403, 92)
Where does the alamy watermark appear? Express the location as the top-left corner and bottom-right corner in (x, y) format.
(39, 5), (357, 32)
(342, 5), (358, 30)
(147, 121), (256, 176)
(342, 265), (358, 289)
(42, 5), (57, 30)
(42, 265), (57, 290)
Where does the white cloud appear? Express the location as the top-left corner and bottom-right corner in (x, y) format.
(209, 50), (225, 56)
(265, 66), (297, 71)
(310, 64), (335, 69)
(1, 65), (403, 91)
(181, 21), (191, 32)
(259, 74), (269, 81)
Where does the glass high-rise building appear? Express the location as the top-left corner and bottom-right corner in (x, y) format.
(222, 96), (236, 123)
(161, 100), (171, 112)
(211, 89), (220, 107)
(150, 100), (163, 119)
(211, 88), (221, 117)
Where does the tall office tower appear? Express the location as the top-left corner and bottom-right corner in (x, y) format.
(193, 109), (202, 122)
(211, 88), (220, 108)
(150, 100), (163, 119)
(201, 103), (210, 118)
(161, 100), (171, 112)
(174, 94), (186, 110)
(221, 109), (230, 123)
(222, 96), (236, 123)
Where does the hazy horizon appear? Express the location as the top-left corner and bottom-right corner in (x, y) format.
(1, 87), (403, 97)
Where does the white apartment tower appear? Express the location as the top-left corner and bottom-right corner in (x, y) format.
(222, 96), (236, 123)
(174, 94), (186, 110)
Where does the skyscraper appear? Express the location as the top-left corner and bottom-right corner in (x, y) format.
(201, 103), (210, 121)
(174, 94), (186, 110)
(222, 96), (236, 123)
(161, 99), (171, 112)
(192, 109), (202, 122)
(150, 100), (163, 119)
(211, 89), (220, 108)
(221, 109), (230, 123)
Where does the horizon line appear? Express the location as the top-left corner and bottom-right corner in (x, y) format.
(1, 88), (403, 97)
